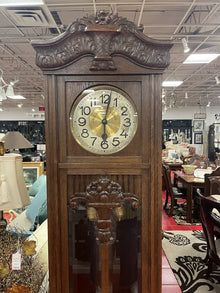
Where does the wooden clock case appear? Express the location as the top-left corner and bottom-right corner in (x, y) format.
(32, 11), (172, 293)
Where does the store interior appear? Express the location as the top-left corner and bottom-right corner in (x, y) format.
(0, 1), (220, 293)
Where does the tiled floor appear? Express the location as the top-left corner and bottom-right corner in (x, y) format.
(161, 191), (202, 292)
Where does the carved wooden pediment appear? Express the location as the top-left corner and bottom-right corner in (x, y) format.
(32, 11), (172, 71)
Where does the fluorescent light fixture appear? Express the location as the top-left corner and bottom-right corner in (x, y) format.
(7, 95), (26, 100)
(162, 81), (183, 87)
(185, 92), (188, 99)
(183, 54), (220, 64)
(0, 0), (44, 6)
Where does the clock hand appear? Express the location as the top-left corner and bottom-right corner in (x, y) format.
(102, 91), (112, 141)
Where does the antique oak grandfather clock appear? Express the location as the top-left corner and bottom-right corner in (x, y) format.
(32, 11), (172, 293)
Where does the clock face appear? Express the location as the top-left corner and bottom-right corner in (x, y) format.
(69, 85), (138, 155)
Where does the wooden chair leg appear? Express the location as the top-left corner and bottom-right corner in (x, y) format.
(206, 258), (213, 278)
(169, 195), (175, 216)
(163, 190), (169, 210)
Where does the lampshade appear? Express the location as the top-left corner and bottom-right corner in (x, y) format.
(0, 87), (7, 102)
(2, 131), (33, 150)
(0, 153), (31, 210)
(5, 84), (15, 97)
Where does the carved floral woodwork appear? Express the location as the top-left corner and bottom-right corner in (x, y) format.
(69, 177), (140, 244)
(32, 11), (171, 71)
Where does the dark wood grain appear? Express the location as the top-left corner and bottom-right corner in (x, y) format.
(32, 11), (171, 293)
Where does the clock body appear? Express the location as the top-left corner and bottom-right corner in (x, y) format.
(32, 12), (172, 293)
(69, 85), (138, 155)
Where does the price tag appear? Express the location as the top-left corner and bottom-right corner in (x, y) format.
(11, 252), (22, 270)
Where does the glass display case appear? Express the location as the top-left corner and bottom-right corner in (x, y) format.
(162, 120), (192, 144)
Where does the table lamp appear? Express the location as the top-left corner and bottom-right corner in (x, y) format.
(1, 131), (33, 152)
(0, 153), (31, 232)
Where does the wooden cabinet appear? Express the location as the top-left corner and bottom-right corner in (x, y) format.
(32, 11), (171, 293)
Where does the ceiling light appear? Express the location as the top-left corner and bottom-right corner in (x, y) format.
(17, 103), (23, 108)
(7, 95), (26, 100)
(162, 81), (183, 87)
(0, 108), (3, 112)
(215, 76), (220, 85)
(32, 108), (35, 112)
(0, 0), (44, 6)
(183, 54), (220, 64)
(207, 101), (211, 107)
(182, 38), (190, 53)
(185, 92), (188, 99)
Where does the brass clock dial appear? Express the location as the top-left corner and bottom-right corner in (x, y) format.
(69, 85), (138, 155)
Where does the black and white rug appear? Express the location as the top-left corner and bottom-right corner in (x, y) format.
(162, 230), (220, 293)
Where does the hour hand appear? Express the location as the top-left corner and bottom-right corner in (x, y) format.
(101, 118), (107, 141)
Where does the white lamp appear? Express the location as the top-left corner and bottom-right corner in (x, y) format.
(0, 154), (31, 231)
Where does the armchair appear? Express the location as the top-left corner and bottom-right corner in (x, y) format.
(199, 192), (220, 277)
(204, 167), (220, 196)
(162, 163), (187, 216)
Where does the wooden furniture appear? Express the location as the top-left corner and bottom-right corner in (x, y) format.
(173, 171), (205, 222)
(32, 11), (172, 293)
(162, 161), (182, 171)
(204, 167), (220, 196)
(182, 154), (209, 168)
(199, 193), (220, 276)
(182, 155), (193, 164)
(162, 163), (187, 216)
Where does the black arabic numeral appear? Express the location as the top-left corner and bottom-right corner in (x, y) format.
(100, 94), (110, 104)
(112, 137), (120, 147)
(91, 137), (97, 146)
(101, 140), (109, 149)
(80, 106), (91, 115)
(78, 117), (86, 126)
(120, 130), (128, 138)
(123, 117), (131, 127)
(81, 129), (89, 138)
(121, 106), (128, 116)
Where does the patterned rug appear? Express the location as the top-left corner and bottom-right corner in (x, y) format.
(162, 230), (220, 293)
(165, 203), (201, 225)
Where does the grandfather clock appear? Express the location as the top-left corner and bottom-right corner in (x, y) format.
(32, 11), (172, 293)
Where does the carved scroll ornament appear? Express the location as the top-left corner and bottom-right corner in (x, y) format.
(32, 11), (172, 71)
(68, 177), (140, 244)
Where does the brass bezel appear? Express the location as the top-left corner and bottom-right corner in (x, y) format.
(69, 84), (138, 155)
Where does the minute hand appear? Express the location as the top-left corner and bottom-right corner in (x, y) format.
(105, 91), (112, 120)
(101, 91), (112, 141)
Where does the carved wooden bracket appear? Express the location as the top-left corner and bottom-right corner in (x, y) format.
(68, 177), (140, 244)
(32, 11), (172, 71)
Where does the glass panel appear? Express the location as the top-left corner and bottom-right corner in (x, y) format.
(68, 203), (141, 293)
